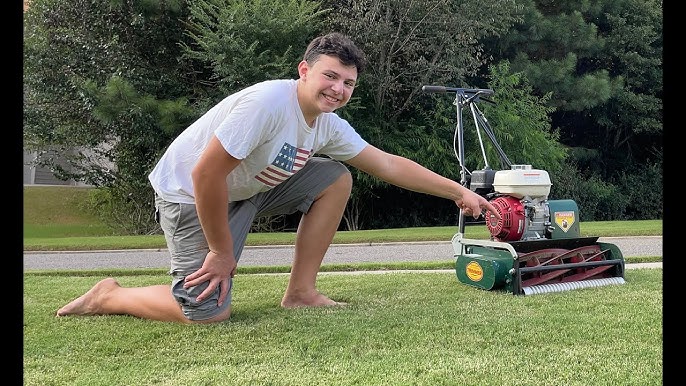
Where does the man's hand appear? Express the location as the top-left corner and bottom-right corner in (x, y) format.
(457, 190), (501, 220)
(184, 250), (237, 307)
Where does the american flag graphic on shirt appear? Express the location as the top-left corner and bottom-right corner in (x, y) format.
(255, 143), (311, 187)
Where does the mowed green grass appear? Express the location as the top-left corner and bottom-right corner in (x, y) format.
(23, 187), (663, 385)
(24, 269), (662, 386)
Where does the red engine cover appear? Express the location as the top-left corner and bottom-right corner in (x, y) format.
(486, 196), (526, 241)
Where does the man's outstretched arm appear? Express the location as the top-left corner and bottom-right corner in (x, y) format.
(345, 145), (500, 220)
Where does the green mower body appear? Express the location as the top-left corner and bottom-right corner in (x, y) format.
(453, 199), (626, 295)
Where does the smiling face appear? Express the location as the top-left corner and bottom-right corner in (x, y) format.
(296, 54), (358, 126)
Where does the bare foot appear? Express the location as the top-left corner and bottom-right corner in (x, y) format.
(56, 278), (120, 316)
(281, 291), (347, 309)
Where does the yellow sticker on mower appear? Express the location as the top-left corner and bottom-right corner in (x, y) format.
(554, 211), (575, 232)
(466, 261), (484, 282)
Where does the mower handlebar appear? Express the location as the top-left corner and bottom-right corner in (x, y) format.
(421, 85), (495, 104)
(421, 85), (494, 96)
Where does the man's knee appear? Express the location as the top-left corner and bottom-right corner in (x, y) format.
(172, 276), (233, 322)
(334, 169), (353, 193)
(193, 305), (232, 324)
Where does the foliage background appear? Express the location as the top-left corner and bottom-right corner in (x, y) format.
(23, 0), (663, 234)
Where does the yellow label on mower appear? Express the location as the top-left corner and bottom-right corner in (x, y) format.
(466, 261), (484, 282)
(554, 211), (575, 232)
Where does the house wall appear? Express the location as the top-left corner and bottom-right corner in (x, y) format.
(23, 150), (88, 186)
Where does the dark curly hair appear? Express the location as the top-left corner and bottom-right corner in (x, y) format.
(303, 32), (367, 74)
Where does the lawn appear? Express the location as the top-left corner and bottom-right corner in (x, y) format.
(23, 186), (664, 385)
(24, 268), (662, 385)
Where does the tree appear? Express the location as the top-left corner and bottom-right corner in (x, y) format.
(482, 0), (662, 178)
(24, 0), (326, 234)
(479, 0), (662, 221)
(478, 61), (565, 173)
(24, 0), (196, 234)
(181, 0), (326, 107)
(319, 0), (565, 229)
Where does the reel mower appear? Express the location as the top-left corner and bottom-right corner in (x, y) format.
(422, 85), (625, 295)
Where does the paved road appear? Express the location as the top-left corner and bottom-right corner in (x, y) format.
(24, 236), (662, 271)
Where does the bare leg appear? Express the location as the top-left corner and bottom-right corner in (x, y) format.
(281, 172), (352, 308)
(56, 278), (232, 324)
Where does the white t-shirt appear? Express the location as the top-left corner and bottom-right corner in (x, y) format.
(148, 79), (368, 204)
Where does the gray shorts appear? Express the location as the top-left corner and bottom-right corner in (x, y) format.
(155, 156), (350, 320)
